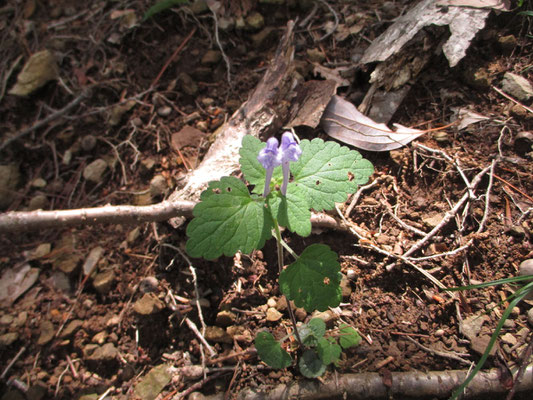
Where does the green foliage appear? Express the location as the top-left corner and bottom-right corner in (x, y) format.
(447, 278), (533, 400)
(255, 332), (292, 369)
(279, 244), (342, 312)
(187, 133), (372, 378)
(186, 177), (272, 259)
(143, 0), (189, 21)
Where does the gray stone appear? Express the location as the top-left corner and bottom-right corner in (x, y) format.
(0, 315), (14, 325)
(500, 332), (517, 346)
(0, 332), (18, 347)
(311, 310), (337, 327)
(218, 16), (235, 31)
(28, 194), (48, 210)
(200, 50), (221, 66)
(157, 106), (172, 117)
(0, 164), (20, 209)
(266, 307), (283, 322)
(519, 259), (533, 276)
(37, 320), (55, 345)
(139, 276), (159, 293)
(83, 159), (108, 183)
(31, 178), (47, 188)
(92, 331), (107, 345)
(527, 308), (533, 327)
(134, 364), (172, 400)
(87, 342), (117, 362)
(341, 275), (352, 298)
(82, 246), (104, 276)
(93, 269), (115, 294)
(60, 319), (83, 338)
(81, 135), (97, 152)
(216, 310), (237, 326)
(149, 175), (167, 197)
(501, 72), (533, 101)
(204, 326), (232, 344)
(178, 72), (198, 96)
(133, 293), (165, 315)
(9, 50), (59, 96)
(245, 12), (265, 31)
(423, 213), (444, 229)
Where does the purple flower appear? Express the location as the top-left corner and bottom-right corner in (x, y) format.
(258, 137), (281, 197)
(257, 133), (302, 197)
(279, 132), (302, 195)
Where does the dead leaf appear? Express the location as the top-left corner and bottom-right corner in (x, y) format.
(0, 263), (40, 305)
(321, 95), (425, 151)
(171, 125), (208, 150)
(360, 0), (491, 68)
(451, 107), (490, 130)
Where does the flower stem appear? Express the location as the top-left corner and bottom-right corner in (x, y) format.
(272, 219), (303, 347)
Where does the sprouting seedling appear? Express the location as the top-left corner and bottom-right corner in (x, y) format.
(185, 131), (374, 376)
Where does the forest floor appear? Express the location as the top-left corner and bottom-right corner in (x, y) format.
(0, 0), (532, 399)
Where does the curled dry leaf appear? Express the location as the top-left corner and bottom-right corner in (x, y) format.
(321, 95), (425, 152)
(0, 262), (40, 305)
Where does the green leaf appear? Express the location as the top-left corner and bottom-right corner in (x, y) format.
(317, 337), (342, 365)
(239, 135), (282, 194)
(299, 318), (326, 346)
(338, 325), (361, 349)
(290, 138), (373, 211)
(255, 331), (292, 369)
(186, 177), (272, 259)
(299, 350), (327, 378)
(143, 0), (189, 21)
(267, 184), (311, 237)
(279, 244), (341, 312)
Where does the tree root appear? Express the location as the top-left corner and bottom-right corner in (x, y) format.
(203, 365), (533, 400)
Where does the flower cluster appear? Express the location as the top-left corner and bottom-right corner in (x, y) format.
(257, 132), (302, 197)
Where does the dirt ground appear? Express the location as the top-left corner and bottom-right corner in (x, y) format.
(0, 0), (532, 399)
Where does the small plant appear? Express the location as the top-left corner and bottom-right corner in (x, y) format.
(186, 132), (373, 376)
(143, 0), (189, 21)
(447, 275), (533, 399)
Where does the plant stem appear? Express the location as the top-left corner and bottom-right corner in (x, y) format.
(273, 219), (303, 347)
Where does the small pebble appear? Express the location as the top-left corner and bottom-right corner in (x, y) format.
(139, 276), (159, 293)
(434, 329), (445, 337)
(519, 259), (533, 276)
(81, 135), (97, 151)
(157, 106), (172, 117)
(346, 269), (356, 280)
(527, 308), (533, 327)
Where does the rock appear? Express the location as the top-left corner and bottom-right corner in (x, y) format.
(37, 320), (55, 345)
(470, 334), (497, 356)
(463, 67), (492, 90)
(140, 157), (157, 174)
(527, 308), (533, 327)
(266, 307), (283, 322)
(31, 178), (47, 188)
(55, 254), (81, 275)
(139, 276), (159, 293)
(189, 0), (208, 14)
(509, 225), (526, 237)
(514, 132), (533, 156)
(433, 131), (449, 144)
(500, 333), (517, 346)
(150, 175), (167, 197)
(59, 320), (83, 338)
(340, 275), (352, 298)
(218, 16), (235, 31)
(0, 164), (20, 209)
(216, 310), (237, 326)
(423, 213), (444, 228)
(311, 310), (337, 326)
(86, 342), (117, 362)
(92, 331), (107, 345)
(25, 382), (47, 400)
(157, 106), (172, 117)
(346, 269), (356, 280)
(83, 159), (108, 183)
(0, 332), (18, 347)
(295, 307), (307, 321)
(459, 313), (489, 341)
(28, 194), (48, 210)
(200, 50), (221, 66)
(93, 269), (115, 294)
(245, 12), (265, 31)
(134, 364), (172, 400)
(9, 50), (59, 96)
(0, 315), (14, 325)
(498, 35), (517, 54)
(82, 246), (104, 276)
(251, 27), (276, 48)
(133, 293), (165, 315)
(501, 72), (533, 101)
(227, 325), (253, 343)
(503, 319), (516, 329)
(306, 48), (326, 63)
(127, 227), (141, 244)
(14, 312), (27, 328)
(81, 135), (97, 152)
(204, 326), (232, 344)
(106, 314), (121, 327)
(267, 298), (277, 308)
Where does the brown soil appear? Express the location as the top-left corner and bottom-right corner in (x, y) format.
(0, 1), (532, 399)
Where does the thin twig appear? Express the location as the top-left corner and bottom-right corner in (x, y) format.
(184, 317), (217, 358)
(477, 159), (496, 233)
(0, 89), (91, 150)
(210, 7), (231, 86)
(492, 85), (533, 114)
(316, 0), (339, 41)
(404, 336), (471, 365)
(1, 346), (26, 380)
(405, 240), (472, 262)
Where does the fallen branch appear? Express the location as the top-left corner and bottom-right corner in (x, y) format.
(202, 365), (533, 400)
